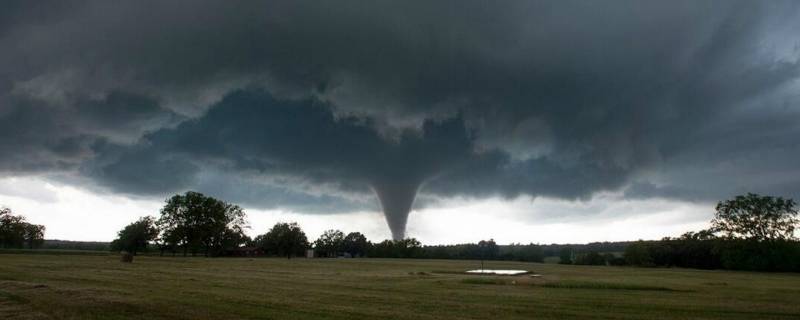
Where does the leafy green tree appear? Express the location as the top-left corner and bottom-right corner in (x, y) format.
(476, 239), (498, 270)
(368, 240), (395, 257)
(478, 239), (499, 260)
(712, 193), (798, 241)
(0, 208), (25, 248)
(158, 226), (185, 256)
(157, 191), (249, 256)
(221, 228), (252, 253)
(313, 229), (344, 257)
(0, 208), (45, 249)
(368, 238), (422, 258)
(111, 216), (159, 255)
(23, 224), (45, 249)
(255, 222), (308, 259)
(342, 232), (369, 257)
(396, 238), (423, 258)
(679, 230), (717, 241)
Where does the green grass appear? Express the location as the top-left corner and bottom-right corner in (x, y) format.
(536, 280), (680, 291)
(0, 249), (112, 256)
(1, 254), (799, 319)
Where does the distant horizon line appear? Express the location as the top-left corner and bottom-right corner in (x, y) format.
(38, 238), (651, 247)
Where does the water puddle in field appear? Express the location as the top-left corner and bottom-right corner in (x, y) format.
(465, 269), (528, 275)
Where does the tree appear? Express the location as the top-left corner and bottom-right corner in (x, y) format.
(680, 230), (717, 241)
(367, 238), (422, 258)
(255, 222), (308, 259)
(558, 247), (573, 264)
(0, 208), (45, 249)
(23, 224), (45, 249)
(604, 253), (626, 266)
(477, 239), (498, 269)
(313, 229), (344, 257)
(157, 191), (249, 256)
(624, 241), (655, 267)
(342, 232), (369, 257)
(478, 239), (499, 259)
(369, 240), (395, 258)
(573, 251), (605, 265)
(0, 208), (25, 248)
(394, 238), (422, 258)
(111, 216), (159, 255)
(498, 243), (545, 262)
(711, 193), (798, 241)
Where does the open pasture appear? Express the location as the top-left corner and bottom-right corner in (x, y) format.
(1, 254), (799, 319)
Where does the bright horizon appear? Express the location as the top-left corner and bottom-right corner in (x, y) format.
(1, 176), (712, 244)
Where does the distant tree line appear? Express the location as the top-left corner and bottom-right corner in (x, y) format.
(10, 188), (796, 273)
(553, 193), (800, 272)
(622, 193), (800, 272)
(540, 242), (632, 258)
(385, 193), (798, 272)
(0, 208), (45, 249)
(419, 240), (545, 262)
(623, 235), (800, 272)
(41, 240), (110, 251)
(106, 192), (799, 272)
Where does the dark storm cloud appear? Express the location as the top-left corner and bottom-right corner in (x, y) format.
(84, 89), (478, 237)
(0, 89), (180, 173)
(1, 0), (800, 230)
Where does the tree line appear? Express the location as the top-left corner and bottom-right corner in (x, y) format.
(108, 191), (800, 273)
(0, 208), (45, 249)
(2, 196), (547, 262)
(110, 191), (309, 258)
(302, 192), (799, 272)
(621, 193), (800, 272)
(41, 240), (111, 251)
(552, 193), (800, 272)
(12, 190), (797, 272)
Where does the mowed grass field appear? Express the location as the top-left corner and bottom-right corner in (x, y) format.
(1, 254), (799, 319)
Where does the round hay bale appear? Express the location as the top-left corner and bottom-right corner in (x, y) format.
(120, 252), (134, 263)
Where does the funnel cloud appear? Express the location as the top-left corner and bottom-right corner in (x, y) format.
(1, 1), (800, 239)
(372, 180), (421, 240)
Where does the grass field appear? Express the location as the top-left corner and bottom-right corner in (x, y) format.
(1, 254), (799, 319)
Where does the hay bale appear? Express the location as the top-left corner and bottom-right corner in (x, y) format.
(120, 252), (134, 263)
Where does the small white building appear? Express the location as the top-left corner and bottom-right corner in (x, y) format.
(306, 249), (314, 258)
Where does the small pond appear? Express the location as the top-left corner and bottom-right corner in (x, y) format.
(465, 269), (528, 275)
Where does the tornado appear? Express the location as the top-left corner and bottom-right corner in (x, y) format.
(371, 179), (422, 240)
(365, 117), (472, 240)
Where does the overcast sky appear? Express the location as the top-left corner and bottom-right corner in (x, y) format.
(1, 1), (799, 243)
